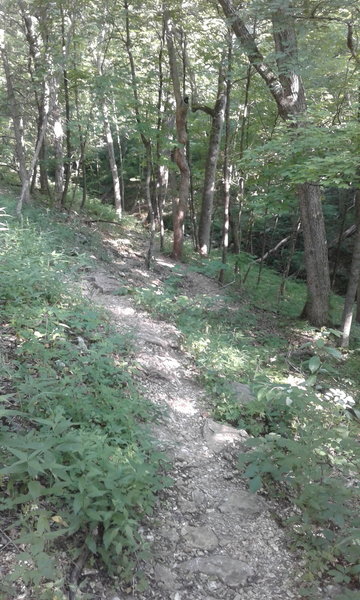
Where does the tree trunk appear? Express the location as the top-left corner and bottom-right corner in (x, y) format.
(124, 0), (155, 264)
(111, 93), (125, 211)
(73, 74), (89, 210)
(217, 0), (331, 326)
(103, 99), (122, 218)
(356, 278), (360, 324)
(19, 0), (50, 196)
(219, 35), (232, 284)
(233, 62), (252, 255)
(195, 65), (226, 256)
(144, 142), (156, 269)
(60, 4), (72, 206)
(164, 9), (190, 260)
(299, 184), (330, 325)
(340, 191), (360, 346)
(0, 39), (29, 205)
(53, 101), (65, 204)
(155, 25), (167, 251)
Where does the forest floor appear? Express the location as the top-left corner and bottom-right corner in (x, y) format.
(74, 228), (336, 600)
(1, 192), (357, 600)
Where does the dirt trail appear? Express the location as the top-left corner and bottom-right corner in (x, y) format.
(80, 242), (303, 600)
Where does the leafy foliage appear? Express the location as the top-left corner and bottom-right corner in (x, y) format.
(0, 194), (166, 597)
(238, 382), (360, 592)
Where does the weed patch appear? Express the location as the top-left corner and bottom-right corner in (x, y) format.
(0, 192), (166, 598)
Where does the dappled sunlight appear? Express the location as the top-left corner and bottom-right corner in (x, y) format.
(166, 393), (199, 416)
(156, 257), (177, 269)
(110, 304), (136, 317)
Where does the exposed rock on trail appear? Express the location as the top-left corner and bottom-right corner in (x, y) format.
(80, 250), (302, 600)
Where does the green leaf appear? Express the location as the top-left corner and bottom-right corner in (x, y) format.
(28, 480), (44, 499)
(249, 476), (262, 492)
(85, 534), (97, 554)
(103, 527), (120, 550)
(308, 355), (321, 373)
(323, 346), (343, 360)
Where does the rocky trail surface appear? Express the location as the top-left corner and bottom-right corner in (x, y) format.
(79, 237), (304, 600)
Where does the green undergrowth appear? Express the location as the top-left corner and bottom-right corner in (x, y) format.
(0, 192), (167, 598)
(135, 244), (360, 598)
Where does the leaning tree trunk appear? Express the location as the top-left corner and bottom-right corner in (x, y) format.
(164, 9), (190, 261)
(217, 0), (331, 326)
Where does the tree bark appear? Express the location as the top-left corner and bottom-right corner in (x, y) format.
(0, 37), (29, 205)
(124, 0), (154, 264)
(103, 99), (122, 218)
(341, 191), (360, 347)
(53, 100), (65, 204)
(60, 4), (72, 206)
(111, 93), (125, 211)
(19, 0), (50, 195)
(194, 62), (227, 256)
(164, 9), (190, 260)
(219, 35), (232, 284)
(217, 0), (331, 326)
(299, 184), (330, 326)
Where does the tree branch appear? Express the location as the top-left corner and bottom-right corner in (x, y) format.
(192, 102), (215, 117)
(217, 0), (285, 108)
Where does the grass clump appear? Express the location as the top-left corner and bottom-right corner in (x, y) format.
(0, 191), (166, 598)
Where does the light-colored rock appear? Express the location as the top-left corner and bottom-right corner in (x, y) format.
(181, 525), (219, 551)
(159, 526), (180, 543)
(154, 563), (178, 588)
(219, 490), (265, 514)
(202, 418), (248, 453)
(180, 555), (255, 588)
(324, 585), (347, 599)
(138, 332), (169, 348)
(191, 488), (207, 505)
(178, 499), (197, 513)
(92, 275), (119, 294)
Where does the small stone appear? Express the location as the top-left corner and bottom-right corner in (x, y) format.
(219, 490), (265, 514)
(203, 418), (248, 453)
(324, 585), (346, 599)
(159, 527), (180, 543)
(154, 563), (178, 588)
(191, 489), (207, 505)
(77, 336), (88, 352)
(178, 499), (197, 513)
(180, 555), (255, 588)
(182, 525), (219, 551)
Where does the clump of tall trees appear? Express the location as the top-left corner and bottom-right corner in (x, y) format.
(0, 0), (359, 339)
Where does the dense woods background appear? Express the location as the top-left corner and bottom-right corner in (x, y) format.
(1, 0), (359, 333)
